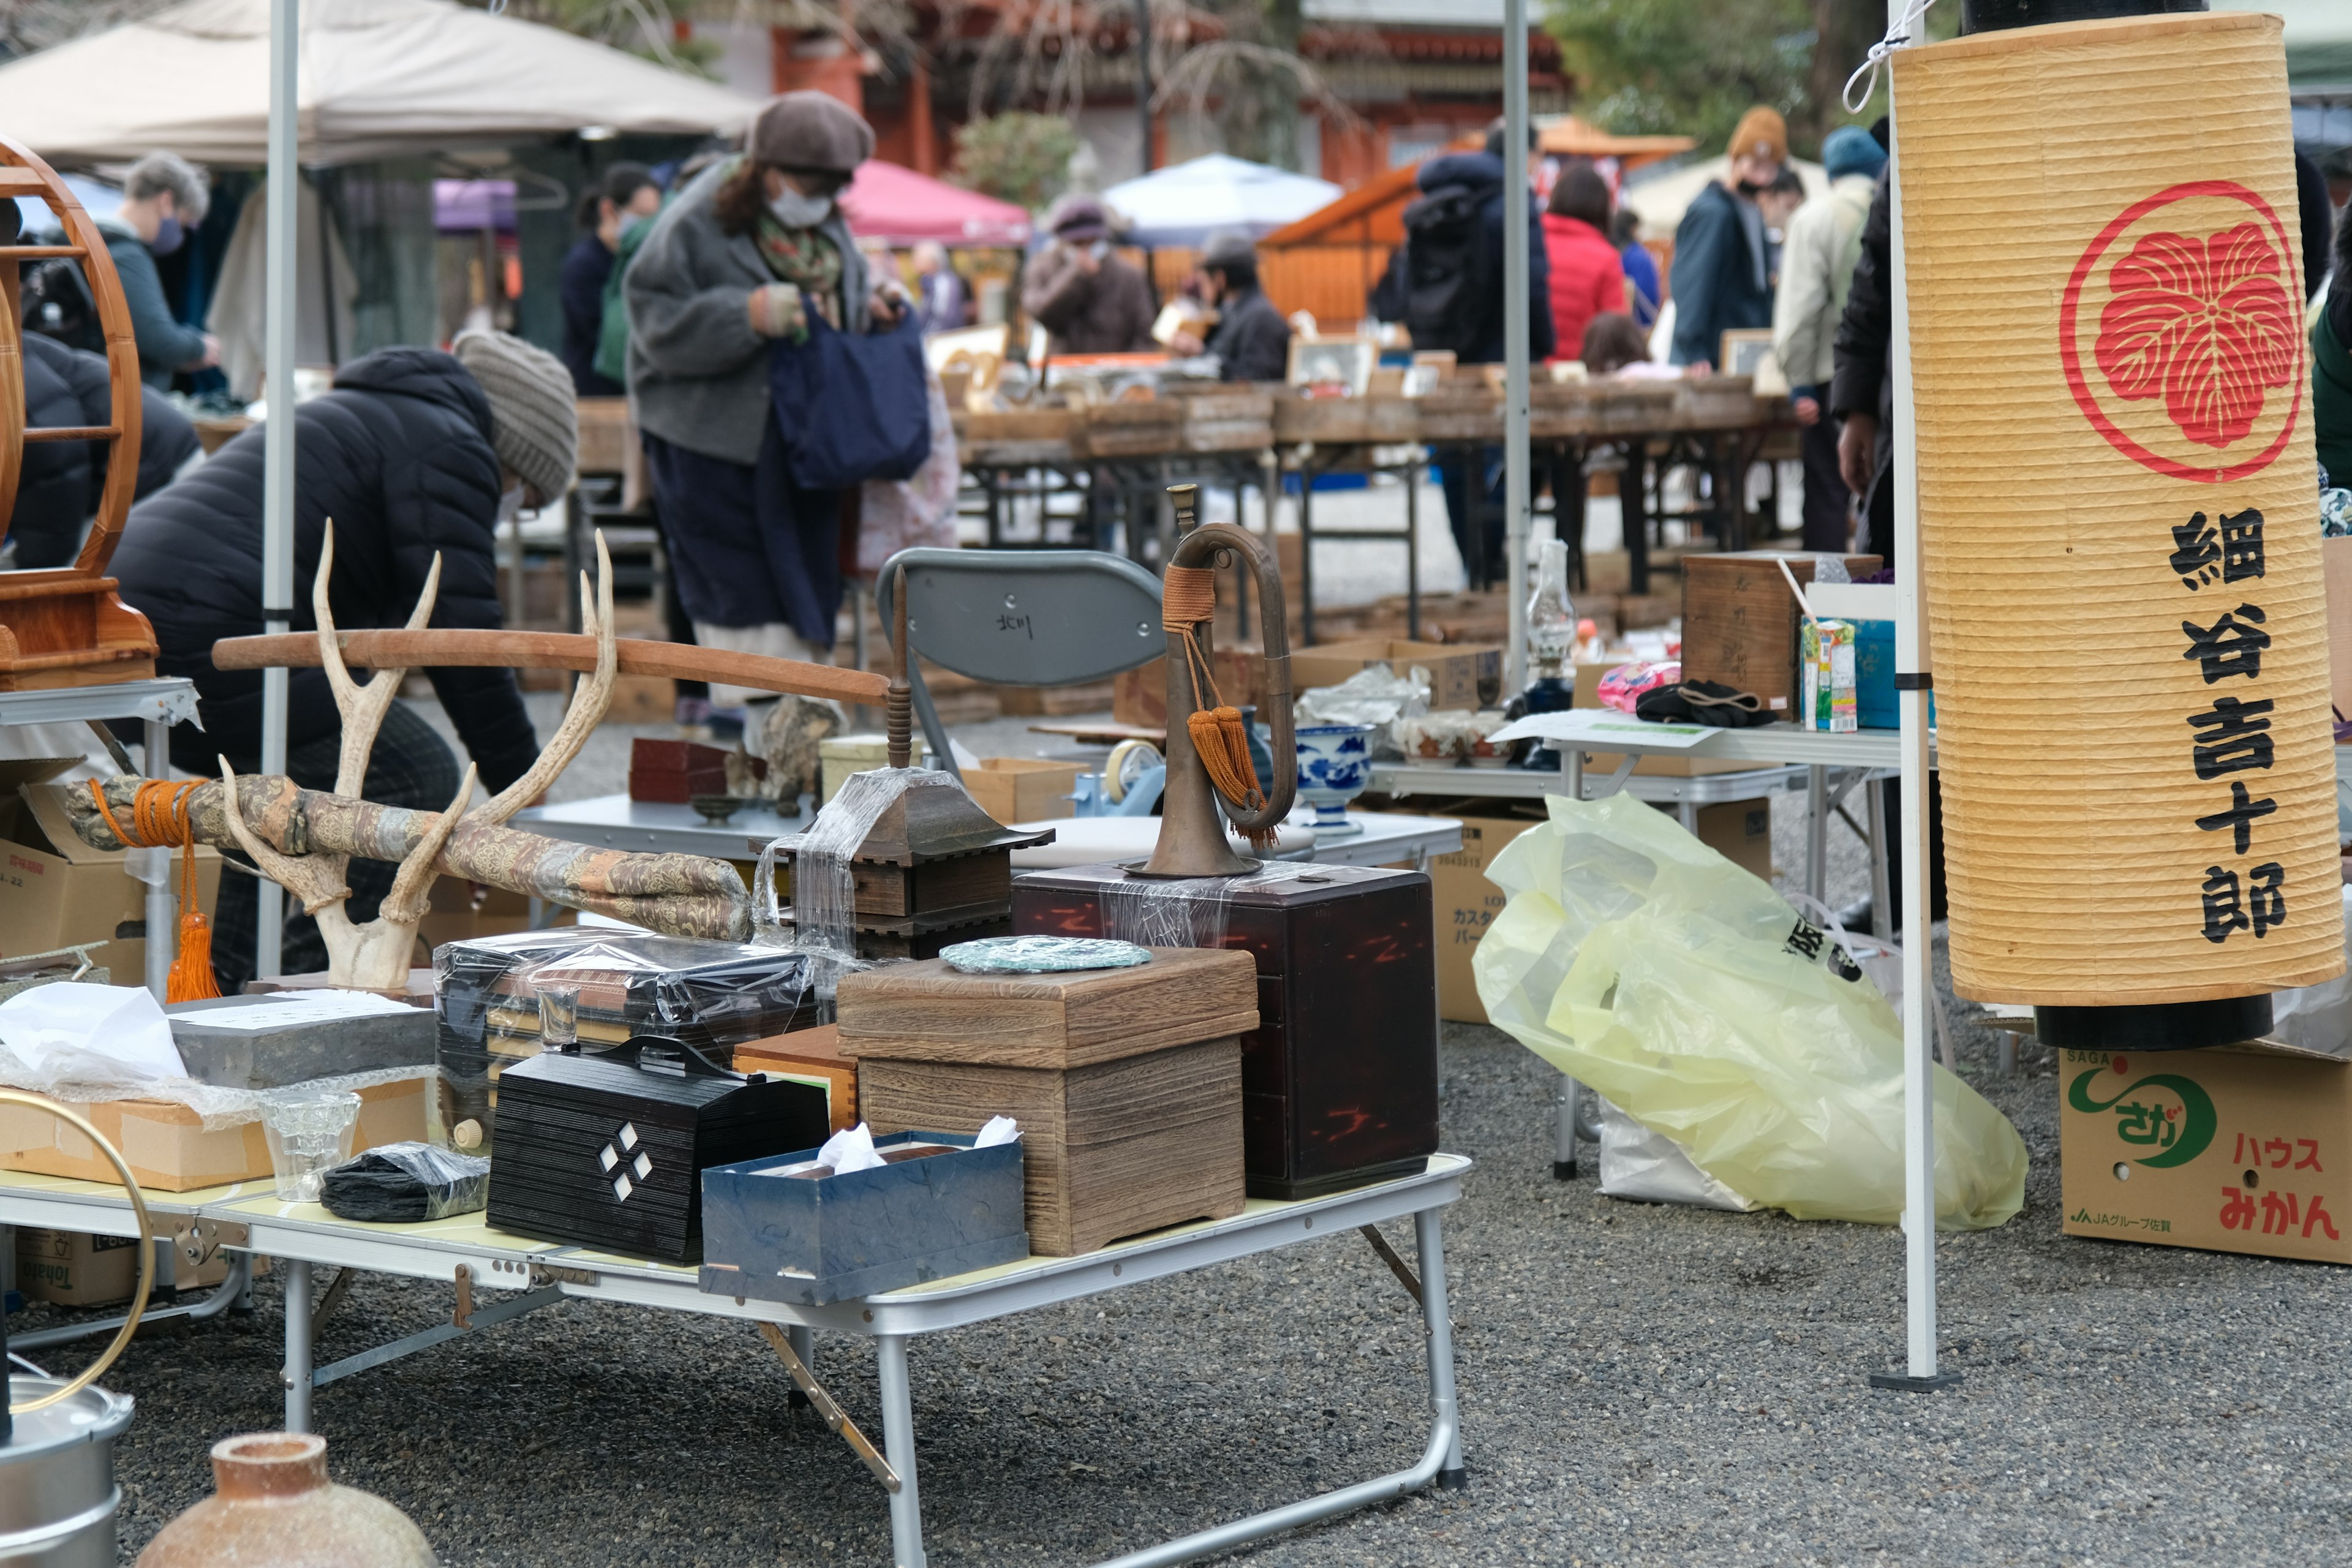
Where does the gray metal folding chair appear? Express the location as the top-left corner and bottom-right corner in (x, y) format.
(873, 548), (1166, 781)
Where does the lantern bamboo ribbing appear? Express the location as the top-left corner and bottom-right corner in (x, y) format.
(1894, 13), (2342, 1007)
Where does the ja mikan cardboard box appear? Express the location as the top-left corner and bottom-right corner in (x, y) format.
(2058, 1042), (2352, 1264)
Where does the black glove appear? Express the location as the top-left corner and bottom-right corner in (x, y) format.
(1633, 680), (1774, 729)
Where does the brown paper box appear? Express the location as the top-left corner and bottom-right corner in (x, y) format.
(2058, 1042), (2352, 1264)
(1431, 816), (1541, 1023)
(1291, 639), (1505, 713)
(0, 764), (221, 971)
(1896, 14), (2340, 1005)
(1113, 647), (1261, 729)
(15, 1228), (228, 1307)
(960, 758), (1084, 826)
(0, 1076), (429, 1193)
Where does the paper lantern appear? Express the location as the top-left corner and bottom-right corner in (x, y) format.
(1894, 13), (2343, 1022)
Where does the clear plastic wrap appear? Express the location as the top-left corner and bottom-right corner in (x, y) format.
(432, 930), (827, 1151)
(1099, 862), (1321, 949)
(320, 1141), (492, 1223)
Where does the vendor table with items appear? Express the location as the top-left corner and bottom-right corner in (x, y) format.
(0, 1153), (1468, 1568)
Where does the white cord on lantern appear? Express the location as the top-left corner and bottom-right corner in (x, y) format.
(1844, 0), (1939, 113)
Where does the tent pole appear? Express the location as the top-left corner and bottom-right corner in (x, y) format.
(1136, 0), (1153, 176)
(256, 0), (300, 979)
(1501, 0), (1530, 695)
(1868, 0), (1951, 1394)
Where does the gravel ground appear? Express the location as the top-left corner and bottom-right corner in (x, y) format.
(24, 746), (2352, 1566)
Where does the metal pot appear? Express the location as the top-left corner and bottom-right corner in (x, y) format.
(0, 1375), (135, 1567)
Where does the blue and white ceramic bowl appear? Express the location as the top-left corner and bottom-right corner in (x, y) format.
(1294, 723), (1374, 837)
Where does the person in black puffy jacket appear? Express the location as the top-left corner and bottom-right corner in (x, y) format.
(6, 333), (201, 568)
(110, 336), (577, 989)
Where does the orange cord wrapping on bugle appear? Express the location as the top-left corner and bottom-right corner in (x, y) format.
(1163, 564), (1275, 850)
(86, 780), (221, 1001)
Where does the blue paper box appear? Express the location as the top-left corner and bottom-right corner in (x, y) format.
(697, 1131), (1028, 1305)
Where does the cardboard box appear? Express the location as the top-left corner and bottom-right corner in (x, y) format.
(2059, 1042), (2352, 1264)
(1291, 639), (1505, 713)
(15, 1229), (228, 1307)
(1430, 816), (1542, 1024)
(416, 878), (572, 954)
(960, 758), (1084, 826)
(1679, 552), (1880, 718)
(0, 1074), (429, 1193)
(0, 763), (222, 973)
(1567, 663), (1753, 777)
(1114, 647), (1261, 729)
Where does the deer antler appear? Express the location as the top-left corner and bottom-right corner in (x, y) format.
(315, 522), (441, 797)
(378, 761), (476, 928)
(469, 529), (616, 826)
(216, 756), (352, 914)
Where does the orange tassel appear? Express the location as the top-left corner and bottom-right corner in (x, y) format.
(89, 779), (222, 1001)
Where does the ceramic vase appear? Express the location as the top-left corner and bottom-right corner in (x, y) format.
(1294, 723), (1374, 838)
(137, 1432), (438, 1568)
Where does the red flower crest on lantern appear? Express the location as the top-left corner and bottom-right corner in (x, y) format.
(2092, 222), (2297, 451)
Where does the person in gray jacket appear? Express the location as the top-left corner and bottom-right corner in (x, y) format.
(624, 91), (905, 699)
(98, 152), (221, 390)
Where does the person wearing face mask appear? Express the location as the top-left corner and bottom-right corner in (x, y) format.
(108, 330), (575, 992)
(1021, 198), (1156, 356)
(97, 151), (222, 390)
(1667, 107), (1786, 370)
(625, 91), (908, 696)
(562, 162), (664, 396)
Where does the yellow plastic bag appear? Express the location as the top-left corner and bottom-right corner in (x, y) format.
(1474, 794), (2025, 1230)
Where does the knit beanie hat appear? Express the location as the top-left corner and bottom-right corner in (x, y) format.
(451, 330), (576, 503)
(1727, 106), (1789, 167)
(1820, 124), (1887, 183)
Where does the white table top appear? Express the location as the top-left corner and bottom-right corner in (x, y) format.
(1010, 810), (1461, 869)
(513, 793), (812, 859)
(0, 1154), (1470, 1337)
(1369, 761), (1810, 804)
(0, 676), (200, 730)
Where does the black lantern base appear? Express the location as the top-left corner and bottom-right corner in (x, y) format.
(2033, 994), (2272, 1054)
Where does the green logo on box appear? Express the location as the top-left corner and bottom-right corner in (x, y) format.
(2068, 1063), (2217, 1169)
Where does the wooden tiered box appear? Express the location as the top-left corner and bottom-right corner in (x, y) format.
(836, 948), (1257, 1256)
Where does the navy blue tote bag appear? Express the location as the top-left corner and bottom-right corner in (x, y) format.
(766, 306), (931, 489)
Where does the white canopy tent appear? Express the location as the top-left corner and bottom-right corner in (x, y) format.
(1101, 154), (1342, 248)
(0, 0), (761, 167)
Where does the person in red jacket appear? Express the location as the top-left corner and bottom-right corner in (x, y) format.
(1540, 162), (1625, 365)
(1541, 162), (1625, 580)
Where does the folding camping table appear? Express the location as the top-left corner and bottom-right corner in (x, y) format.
(0, 1153), (1468, 1568)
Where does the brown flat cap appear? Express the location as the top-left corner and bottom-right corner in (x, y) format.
(750, 91), (875, 174)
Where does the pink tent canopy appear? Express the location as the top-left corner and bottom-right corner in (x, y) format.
(840, 160), (1031, 247)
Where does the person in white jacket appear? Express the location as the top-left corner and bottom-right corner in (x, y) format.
(1770, 126), (1885, 552)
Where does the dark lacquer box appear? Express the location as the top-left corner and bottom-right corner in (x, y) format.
(1011, 863), (1438, 1199)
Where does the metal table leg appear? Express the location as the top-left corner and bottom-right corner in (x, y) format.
(1624, 442), (1651, 597)
(788, 1322), (816, 1410)
(878, 1333), (926, 1568)
(1092, 1206), (1466, 1567)
(1867, 782), (1893, 943)
(1404, 453), (1422, 641)
(1806, 764), (1828, 907)
(283, 1257), (314, 1434)
(14, 1252), (252, 1351)
(1298, 462), (1317, 645)
(141, 716), (174, 1001)
(1554, 1075), (1583, 1180)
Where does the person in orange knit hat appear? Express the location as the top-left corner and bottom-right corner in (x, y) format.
(1667, 105), (1788, 368)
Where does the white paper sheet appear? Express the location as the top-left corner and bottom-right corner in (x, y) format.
(198, 992), (419, 1031)
(1482, 708), (1720, 750)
